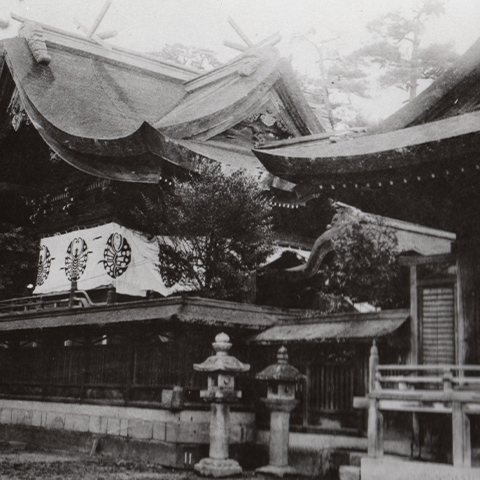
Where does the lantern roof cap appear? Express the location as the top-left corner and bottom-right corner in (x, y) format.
(256, 346), (304, 382)
(194, 332), (250, 373)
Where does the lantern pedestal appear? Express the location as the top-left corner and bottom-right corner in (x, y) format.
(193, 333), (250, 478)
(195, 403), (242, 477)
(194, 457), (243, 478)
(257, 399), (298, 477)
(255, 346), (304, 477)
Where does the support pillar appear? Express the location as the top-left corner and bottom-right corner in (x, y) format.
(452, 402), (471, 468)
(411, 412), (421, 458)
(368, 399), (384, 458)
(367, 341), (383, 458)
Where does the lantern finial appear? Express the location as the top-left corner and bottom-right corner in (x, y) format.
(213, 332), (232, 356)
(277, 345), (288, 364)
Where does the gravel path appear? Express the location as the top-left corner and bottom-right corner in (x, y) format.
(0, 442), (202, 480)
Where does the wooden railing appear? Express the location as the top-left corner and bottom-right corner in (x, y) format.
(0, 291), (96, 315)
(354, 341), (480, 468)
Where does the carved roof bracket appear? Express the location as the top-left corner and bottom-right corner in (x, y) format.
(19, 21), (51, 65)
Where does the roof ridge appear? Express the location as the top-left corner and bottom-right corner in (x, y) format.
(10, 14), (201, 81)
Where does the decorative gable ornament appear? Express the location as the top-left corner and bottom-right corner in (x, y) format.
(19, 21), (51, 65)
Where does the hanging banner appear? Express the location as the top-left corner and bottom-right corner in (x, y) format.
(34, 222), (184, 297)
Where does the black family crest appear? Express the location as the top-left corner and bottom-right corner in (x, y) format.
(65, 238), (89, 281)
(103, 233), (132, 278)
(36, 245), (52, 286)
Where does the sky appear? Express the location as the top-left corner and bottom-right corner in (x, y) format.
(1, 0), (479, 121)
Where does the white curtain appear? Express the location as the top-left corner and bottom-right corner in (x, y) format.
(34, 222), (184, 297)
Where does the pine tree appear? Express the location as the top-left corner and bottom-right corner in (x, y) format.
(355, 0), (458, 100)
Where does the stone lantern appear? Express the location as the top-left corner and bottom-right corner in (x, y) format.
(193, 332), (250, 477)
(256, 346), (304, 477)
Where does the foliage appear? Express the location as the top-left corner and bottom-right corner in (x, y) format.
(0, 224), (38, 300)
(135, 162), (275, 301)
(0, 19), (9, 30)
(355, 0), (458, 100)
(293, 33), (370, 130)
(298, 66), (371, 130)
(149, 43), (222, 71)
(320, 220), (406, 309)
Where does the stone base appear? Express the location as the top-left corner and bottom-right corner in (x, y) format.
(361, 457), (480, 480)
(256, 464), (299, 477)
(194, 457), (243, 477)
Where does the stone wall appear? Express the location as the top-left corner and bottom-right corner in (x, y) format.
(0, 399), (256, 468)
(0, 399), (255, 444)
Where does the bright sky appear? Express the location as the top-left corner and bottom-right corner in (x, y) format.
(1, 0), (479, 120)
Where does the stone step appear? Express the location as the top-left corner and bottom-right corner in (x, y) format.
(339, 465), (360, 480)
(349, 451), (367, 467)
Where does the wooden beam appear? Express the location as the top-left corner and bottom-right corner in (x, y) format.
(227, 16), (253, 47)
(222, 40), (247, 52)
(371, 389), (480, 404)
(463, 403), (480, 414)
(97, 30), (118, 40)
(88, 0), (112, 37)
(73, 18), (113, 50)
(353, 396), (369, 409)
(399, 253), (457, 266)
(378, 400), (451, 414)
(378, 364), (480, 372)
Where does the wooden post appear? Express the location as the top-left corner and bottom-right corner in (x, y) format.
(452, 402), (471, 467)
(443, 368), (453, 391)
(411, 413), (421, 458)
(303, 363), (311, 427)
(368, 399), (384, 457)
(369, 341), (379, 394)
(457, 247), (478, 364)
(106, 285), (116, 304)
(68, 278), (77, 308)
(409, 265), (419, 364)
(367, 341), (383, 457)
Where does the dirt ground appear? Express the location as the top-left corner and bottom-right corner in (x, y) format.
(0, 441), (208, 480)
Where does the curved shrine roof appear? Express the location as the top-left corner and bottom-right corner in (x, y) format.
(253, 111), (480, 182)
(253, 35), (480, 185)
(0, 27), (322, 189)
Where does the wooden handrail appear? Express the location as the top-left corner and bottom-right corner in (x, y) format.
(378, 364), (480, 372)
(360, 340), (479, 467)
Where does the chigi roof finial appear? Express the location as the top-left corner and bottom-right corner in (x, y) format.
(73, 0), (118, 50)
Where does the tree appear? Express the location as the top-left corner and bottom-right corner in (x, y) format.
(355, 0), (458, 100)
(149, 43), (222, 71)
(0, 224), (38, 300)
(135, 162), (275, 301)
(319, 220), (407, 309)
(293, 32), (369, 130)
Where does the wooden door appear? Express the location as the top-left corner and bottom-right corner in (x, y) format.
(420, 284), (456, 364)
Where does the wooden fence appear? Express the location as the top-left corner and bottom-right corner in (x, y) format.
(354, 341), (480, 467)
(0, 334), (367, 429)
